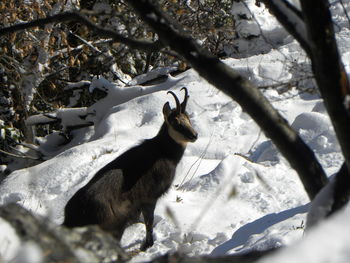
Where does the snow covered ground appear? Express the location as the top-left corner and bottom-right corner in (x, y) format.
(1, 1), (350, 262)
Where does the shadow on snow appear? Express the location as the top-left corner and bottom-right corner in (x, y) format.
(210, 203), (309, 256)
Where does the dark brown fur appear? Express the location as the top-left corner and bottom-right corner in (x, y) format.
(63, 88), (197, 250)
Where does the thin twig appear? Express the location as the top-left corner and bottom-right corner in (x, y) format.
(68, 31), (102, 54)
(0, 148), (40, 160)
(339, 0), (350, 28)
(0, 11), (164, 53)
(19, 142), (40, 152)
(178, 129), (214, 189)
(233, 152), (255, 164)
(248, 128), (262, 151)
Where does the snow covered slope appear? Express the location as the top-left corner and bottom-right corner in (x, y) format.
(0, 64), (343, 262)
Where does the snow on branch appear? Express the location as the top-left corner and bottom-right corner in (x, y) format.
(0, 11), (163, 53)
(88, 73), (186, 124)
(64, 80), (91, 91)
(0, 148), (40, 160)
(25, 107), (93, 130)
(25, 72), (185, 143)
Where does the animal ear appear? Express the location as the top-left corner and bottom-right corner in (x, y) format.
(163, 102), (171, 120)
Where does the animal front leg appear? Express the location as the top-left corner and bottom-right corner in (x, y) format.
(140, 202), (156, 251)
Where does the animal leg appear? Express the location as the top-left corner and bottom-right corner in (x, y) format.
(140, 202), (156, 251)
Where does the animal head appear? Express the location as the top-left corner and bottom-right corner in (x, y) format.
(163, 87), (198, 145)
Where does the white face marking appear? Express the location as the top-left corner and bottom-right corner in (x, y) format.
(167, 114), (197, 146)
(168, 126), (189, 147)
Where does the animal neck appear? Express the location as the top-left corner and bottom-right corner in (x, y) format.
(153, 123), (186, 162)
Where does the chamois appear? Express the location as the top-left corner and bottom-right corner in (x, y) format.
(63, 87), (198, 250)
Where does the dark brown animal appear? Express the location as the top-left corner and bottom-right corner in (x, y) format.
(63, 87), (198, 250)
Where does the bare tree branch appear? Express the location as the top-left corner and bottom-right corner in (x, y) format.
(261, 0), (311, 57)
(339, 0), (350, 28)
(125, 0), (328, 199)
(0, 11), (164, 53)
(300, 0), (350, 173)
(327, 162), (350, 217)
(0, 148), (40, 160)
(68, 31), (103, 54)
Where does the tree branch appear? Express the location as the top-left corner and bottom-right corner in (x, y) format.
(327, 163), (350, 217)
(0, 148), (40, 160)
(339, 0), (350, 29)
(300, 0), (350, 173)
(125, 0), (328, 199)
(0, 11), (164, 53)
(261, 0), (311, 57)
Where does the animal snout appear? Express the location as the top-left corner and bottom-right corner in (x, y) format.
(187, 130), (198, 142)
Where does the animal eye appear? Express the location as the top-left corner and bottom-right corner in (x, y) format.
(170, 119), (180, 128)
(170, 117), (179, 124)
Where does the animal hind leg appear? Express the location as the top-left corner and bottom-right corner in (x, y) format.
(140, 202), (156, 251)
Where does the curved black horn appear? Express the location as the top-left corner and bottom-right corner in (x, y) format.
(167, 91), (181, 113)
(180, 87), (189, 112)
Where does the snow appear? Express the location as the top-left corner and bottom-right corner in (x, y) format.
(10, 242), (43, 263)
(127, 67), (179, 86)
(1, 0), (350, 262)
(269, 0), (307, 44)
(259, 207), (350, 263)
(306, 176), (336, 230)
(26, 107), (90, 129)
(0, 218), (21, 262)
